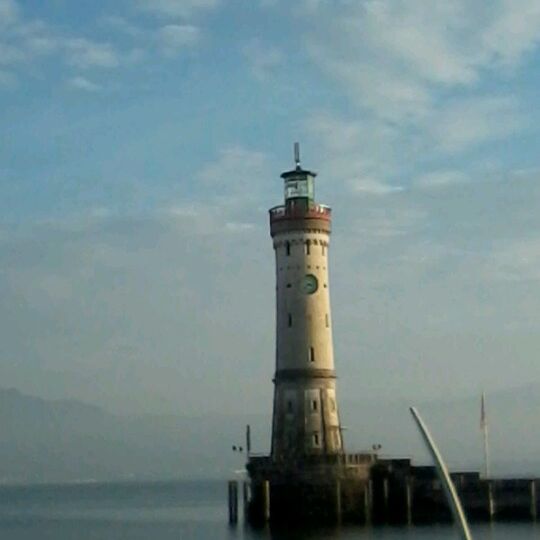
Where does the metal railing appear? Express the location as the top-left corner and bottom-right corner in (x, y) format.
(269, 203), (331, 221)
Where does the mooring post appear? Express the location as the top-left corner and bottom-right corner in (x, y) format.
(228, 480), (238, 524)
(406, 478), (413, 526)
(243, 481), (250, 519)
(488, 480), (496, 521)
(262, 480), (271, 522)
(383, 477), (389, 521)
(531, 480), (537, 521)
(335, 479), (342, 523)
(363, 480), (372, 524)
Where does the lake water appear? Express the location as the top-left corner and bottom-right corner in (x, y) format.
(0, 480), (537, 539)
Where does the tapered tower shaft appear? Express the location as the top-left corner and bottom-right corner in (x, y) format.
(269, 146), (344, 462)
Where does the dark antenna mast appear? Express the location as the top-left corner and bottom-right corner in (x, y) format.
(294, 142), (301, 169)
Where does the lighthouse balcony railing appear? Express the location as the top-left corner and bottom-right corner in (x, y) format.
(269, 203), (332, 222)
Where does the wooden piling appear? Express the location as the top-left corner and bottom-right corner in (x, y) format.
(228, 480), (238, 524)
(531, 480), (537, 521)
(335, 480), (342, 523)
(488, 481), (496, 520)
(406, 479), (412, 525)
(243, 481), (249, 519)
(364, 480), (372, 524)
(383, 477), (389, 520)
(262, 480), (271, 522)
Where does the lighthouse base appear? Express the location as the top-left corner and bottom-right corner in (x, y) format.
(246, 454), (374, 524)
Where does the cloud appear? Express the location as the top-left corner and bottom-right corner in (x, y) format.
(197, 146), (271, 202)
(243, 40), (283, 81)
(135, 0), (220, 18)
(0, 0), (19, 27)
(428, 96), (526, 153)
(160, 146), (273, 234)
(0, 212), (273, 414)
(300, 1), (540, 120)
(157, 24), (200, 55)
(347, 177), (404, 196)
(414, 170), (470, 190)
(0, 42), (25, 64)
(489, 238), (540, 282)
(0, 68), (16, 87)
(67, 76), (102, 92)
(65, 38), (119, 69)
(100, 15), (145, 38)
(303, 112), (405, 195)
(482, 0), (540, 67)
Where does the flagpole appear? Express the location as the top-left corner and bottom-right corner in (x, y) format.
(481, 392), (490, 479)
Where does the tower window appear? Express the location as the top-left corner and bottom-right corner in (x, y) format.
(306, 241), (311, 255)
(286, 283), (291, 288)
(325, 314), (329, 328)
(286, 242), (291, 256)
(322, 245), (326, 256)
(309, 347), (315, 363)
(312, 400), (318, 412)
(313, 432), (320, 447)
(288, 313), (292, 327)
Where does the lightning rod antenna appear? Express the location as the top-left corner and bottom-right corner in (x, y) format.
(294, 142), (301, 169)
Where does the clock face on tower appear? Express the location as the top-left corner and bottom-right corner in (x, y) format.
(301, 274), (318, 294)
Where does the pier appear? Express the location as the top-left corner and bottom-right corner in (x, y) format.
(232, 457), (540, 525)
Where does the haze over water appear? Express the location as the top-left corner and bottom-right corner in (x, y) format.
(0, 480), (536, 540)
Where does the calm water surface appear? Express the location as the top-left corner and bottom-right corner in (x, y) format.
(0, 480), (537, 539)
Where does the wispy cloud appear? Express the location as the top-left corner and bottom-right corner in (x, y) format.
(67, 76), (102, 92)
(135, 0), (220, 18)
(157, 24), (200, 55)
(488, 238), (540, 282)
(0, 68), (16, 87)
(301, 1), (540, 121)
(0, 3), (208, 90)
(0, 0), (19, 26)
(0, 41), (25, 64)
(243, 39), (283, 81)
(428, 96), (526, 153)
(414, 170), (470, 190)
(65, 38), (119, 69)
(347, 177), (404, 196)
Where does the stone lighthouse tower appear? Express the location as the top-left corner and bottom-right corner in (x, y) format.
(269, 143), (344, 461)
(246, 145), (373, 525)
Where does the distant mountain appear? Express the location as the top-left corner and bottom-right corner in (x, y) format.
(0, 388), (267, 484)
(1, 385), (540, 484)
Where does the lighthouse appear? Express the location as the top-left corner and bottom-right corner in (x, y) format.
(246, 145), (373, 525)
(269, 143), (344, 461)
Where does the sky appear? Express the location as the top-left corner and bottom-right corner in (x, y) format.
(2, 0), (540, 423)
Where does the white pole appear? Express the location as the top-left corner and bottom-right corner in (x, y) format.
(410, 407), (473, 540)
(481, 393), (490, 479)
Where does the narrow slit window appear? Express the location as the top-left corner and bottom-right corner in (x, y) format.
(286, 242), (291, 256)
(322, 244), (326, 256)
(325, 314), (329, 328)
(309, 347), (315, 363)
(313, 432), (320, 446)
(306, 241), (311, 255)
(312, 400), (318, 412)
(288, 313), (292, 327)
